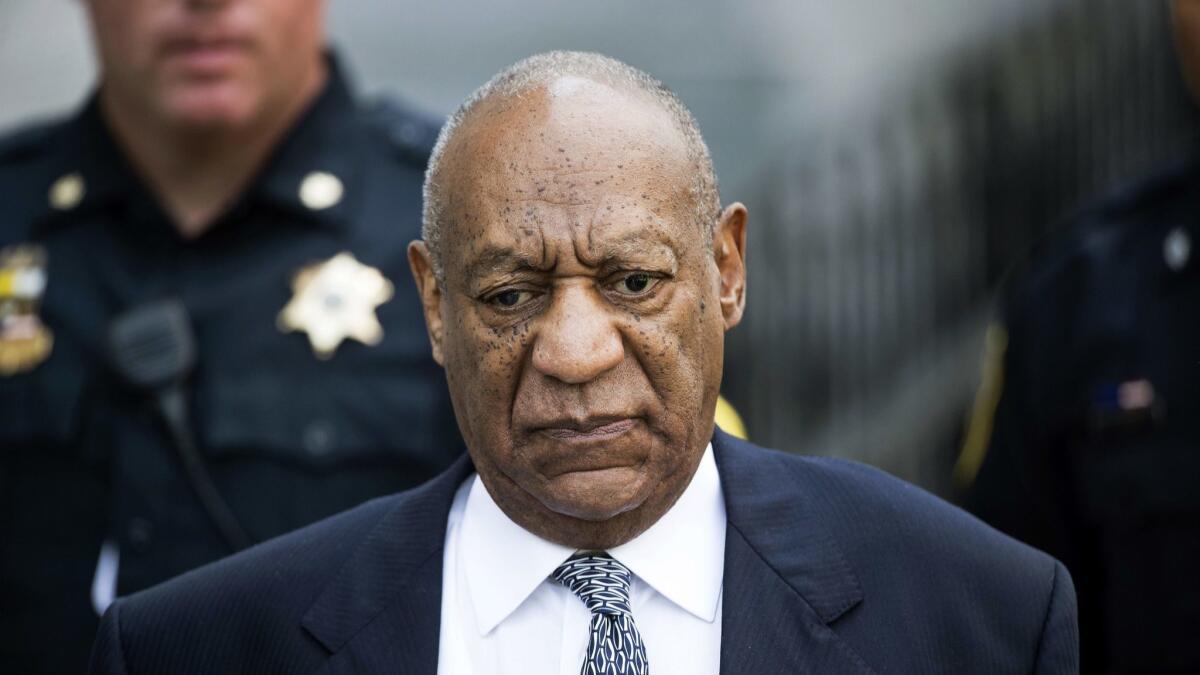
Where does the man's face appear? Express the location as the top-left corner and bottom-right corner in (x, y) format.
(410, 78), (747, 549)
(84, 0), (326, 129)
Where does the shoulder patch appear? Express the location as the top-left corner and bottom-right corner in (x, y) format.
(715, 395), (748, 440)
(954, 324), (1008, 489)
(363, 96), (444, 166)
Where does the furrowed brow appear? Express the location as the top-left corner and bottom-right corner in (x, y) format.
(591, 236), (678, 272)
(462, 245), (546, 280)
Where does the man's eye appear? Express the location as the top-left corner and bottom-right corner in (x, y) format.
(624, 274), (650, 293)
(614, 273), (659, 295)
(489, 289), (533, 308)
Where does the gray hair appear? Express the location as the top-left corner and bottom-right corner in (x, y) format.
(421, 50), (721, 281)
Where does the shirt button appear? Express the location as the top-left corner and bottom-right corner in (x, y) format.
(126, 517), (154, 553)
(303, 419), (336, 457)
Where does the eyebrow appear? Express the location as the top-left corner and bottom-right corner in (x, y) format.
(460, 223), (681, 282)
(590, 235), (677, 270)
(462, 245), (547, 281)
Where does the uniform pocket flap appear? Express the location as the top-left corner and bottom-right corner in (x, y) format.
(197, 370), (459, 468)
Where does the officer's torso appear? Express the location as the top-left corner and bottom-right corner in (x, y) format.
(1006, 160), (1200, 672)
(0, 70), (460, 673)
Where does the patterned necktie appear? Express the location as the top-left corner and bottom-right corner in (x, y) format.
(552, 552), (650, 675)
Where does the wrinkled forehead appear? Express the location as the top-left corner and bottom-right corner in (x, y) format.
(436, 77), (700, 276)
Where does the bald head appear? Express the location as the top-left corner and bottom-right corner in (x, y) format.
(422, 51), (720, 282)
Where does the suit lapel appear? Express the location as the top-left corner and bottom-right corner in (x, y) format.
(304, 453), (475, 674)
(311, 555), (445, 675)
(714, 430), (875, 675)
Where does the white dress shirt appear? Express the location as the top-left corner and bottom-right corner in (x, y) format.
(437, 443), (726, 675)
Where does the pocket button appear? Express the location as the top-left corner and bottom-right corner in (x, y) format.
(303, 419), (336, 457)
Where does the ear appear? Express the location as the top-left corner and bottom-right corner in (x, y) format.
(407, 241), (446, 366)
(714, 202), (748, 330)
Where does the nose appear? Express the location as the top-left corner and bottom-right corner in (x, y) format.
(531, 284), (625, 384)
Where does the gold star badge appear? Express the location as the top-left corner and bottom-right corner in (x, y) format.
(277, 252), (394, 359)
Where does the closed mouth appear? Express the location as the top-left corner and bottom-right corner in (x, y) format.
(538, 417), (637, 441)
(160, 35), (253, 69)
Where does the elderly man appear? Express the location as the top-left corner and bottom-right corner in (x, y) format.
(89, 52), (1077, 674)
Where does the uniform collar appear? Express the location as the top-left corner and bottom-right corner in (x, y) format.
(252, 53), (364, 231)
(32, 52), (363, 236)
(459, 443), (725, 635)
(31, 95), (147, 232)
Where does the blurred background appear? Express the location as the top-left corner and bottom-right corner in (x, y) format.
(3, 0), (1195, 497)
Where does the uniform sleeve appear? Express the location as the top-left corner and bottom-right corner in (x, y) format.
(1033, 561), (1079, 675)
(88, 601), (129, 675)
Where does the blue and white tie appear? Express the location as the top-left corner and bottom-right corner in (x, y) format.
(552, 552), (649, 675)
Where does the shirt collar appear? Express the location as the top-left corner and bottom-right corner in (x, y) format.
(460, 443), (725, 635)
(609, 443), (725, 622)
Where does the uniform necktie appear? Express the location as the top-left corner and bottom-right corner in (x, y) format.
(552, 552), (650, 675)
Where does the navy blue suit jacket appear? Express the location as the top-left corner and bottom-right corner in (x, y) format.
(90, 431), (1078, 673)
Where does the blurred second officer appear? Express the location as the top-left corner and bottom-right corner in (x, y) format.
(0, 0), (461, 672)
(959, 2), (1200, 672)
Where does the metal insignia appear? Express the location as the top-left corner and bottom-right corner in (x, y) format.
(1164, 227), (1191, 272)
(0, 244), (54, 375)
(277, 252), (394, 359)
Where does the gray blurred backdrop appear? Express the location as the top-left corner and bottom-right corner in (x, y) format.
(2, 0), (1194, 495)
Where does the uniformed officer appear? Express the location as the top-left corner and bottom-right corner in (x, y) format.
(0, 1), (461, 672)
(957, 3), (1200, 672)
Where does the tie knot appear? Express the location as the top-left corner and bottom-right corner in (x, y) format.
(552, 552), (634, 617)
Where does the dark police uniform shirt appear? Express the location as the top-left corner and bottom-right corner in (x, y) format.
(963, 154), (1200, 675)
(0, 62), (462, 674)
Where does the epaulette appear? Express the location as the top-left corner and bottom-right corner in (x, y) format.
(362, 96), (445, 166)
(0, 117), (62, 165)
(1014, 151), (1200, 275)
(1087, 150), (1199, 221)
